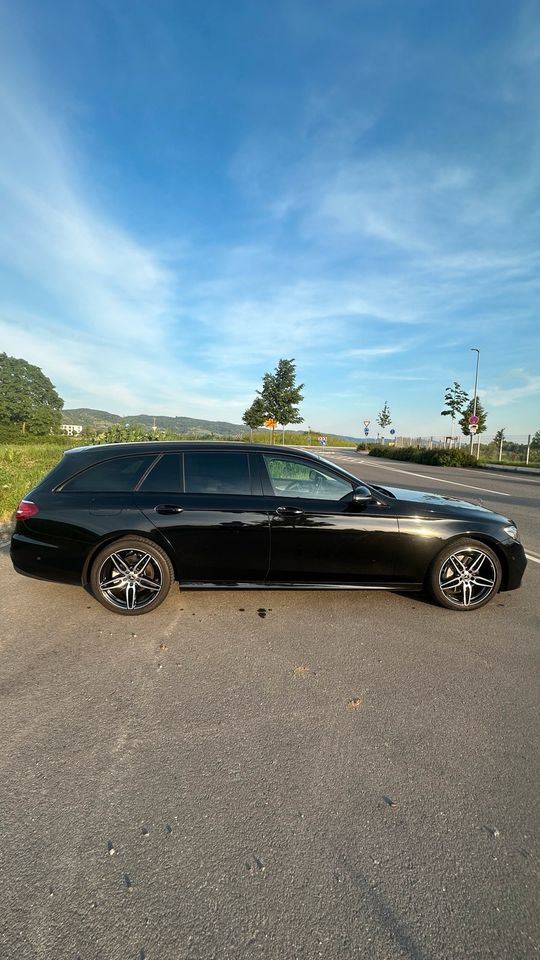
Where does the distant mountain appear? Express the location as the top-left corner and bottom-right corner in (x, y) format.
(62, 408), (245, 436)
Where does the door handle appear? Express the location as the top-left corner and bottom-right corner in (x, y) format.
(155, 504), (184, 515)
(275, 506), (305, 517)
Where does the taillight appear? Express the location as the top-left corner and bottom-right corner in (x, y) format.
(16, 500), (40, 520)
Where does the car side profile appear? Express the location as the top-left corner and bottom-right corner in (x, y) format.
(11, 441), (526, 615)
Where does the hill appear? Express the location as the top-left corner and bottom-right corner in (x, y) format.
(62, 408), (245, 436)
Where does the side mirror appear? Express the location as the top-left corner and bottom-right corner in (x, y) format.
(352, 485), (373, 503)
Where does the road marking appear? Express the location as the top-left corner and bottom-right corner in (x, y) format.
(353, 459), (510, 497)
(526, 554), (540, 564)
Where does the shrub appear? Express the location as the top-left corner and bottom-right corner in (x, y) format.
(364, 445), (478, 467)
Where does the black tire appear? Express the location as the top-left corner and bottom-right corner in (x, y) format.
(429, 538), (502, 611)
(90, 537), (174, 615)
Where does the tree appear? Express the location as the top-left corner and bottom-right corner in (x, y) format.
(441, 382), (469, 442)
(493, 428), (505, 445)
(459, 397), (488, 436)
(376, 401), (392, 433)
(257, 358), (304, 443)
(531, 430), (540, 449)
(242, 397), (266, 440)
(0, 353), (63, 434)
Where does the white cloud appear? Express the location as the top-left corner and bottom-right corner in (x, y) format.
(481, 373), (540, 408)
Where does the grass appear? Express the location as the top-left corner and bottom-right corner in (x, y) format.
(245, 429), (356, 447)
(0, 443), (77, 522)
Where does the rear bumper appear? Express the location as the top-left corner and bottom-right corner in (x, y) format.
(10, 532), (85, 585)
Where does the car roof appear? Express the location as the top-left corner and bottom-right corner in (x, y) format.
(65, 440), (316, 457)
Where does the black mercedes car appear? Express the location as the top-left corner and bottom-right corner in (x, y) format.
(10, 441), (526, 615)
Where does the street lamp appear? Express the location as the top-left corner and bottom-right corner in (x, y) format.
(470, 348), (480, 454)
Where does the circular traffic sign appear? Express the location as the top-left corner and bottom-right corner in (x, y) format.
(469, 415), (479, 425)
(364, 428), (369, 436)
(390, 428), (395, 435)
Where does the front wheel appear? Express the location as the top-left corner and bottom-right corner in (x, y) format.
(90, 538), (174, 615)
(429, 539), (502, 611)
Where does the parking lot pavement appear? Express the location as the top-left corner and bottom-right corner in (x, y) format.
(1, 545), (539, 960)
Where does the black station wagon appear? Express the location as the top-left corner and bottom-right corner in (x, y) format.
(11, 441), (526, 615)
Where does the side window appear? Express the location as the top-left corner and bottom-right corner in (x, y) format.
(263, 457), (352, 501)
(62, 455), (156, 492)
(138, 454), (182, 493)
(184, 452), (251, 495)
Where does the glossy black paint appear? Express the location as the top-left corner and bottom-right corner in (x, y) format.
(10, 441), (527, 598)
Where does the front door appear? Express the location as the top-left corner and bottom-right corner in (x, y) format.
(257, 453), (400, 583)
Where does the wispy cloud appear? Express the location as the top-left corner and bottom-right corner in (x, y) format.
(0, 2), (538, 435)
(482, 372), (540, 407)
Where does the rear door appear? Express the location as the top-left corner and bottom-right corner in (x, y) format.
(135, 451), (270, 581)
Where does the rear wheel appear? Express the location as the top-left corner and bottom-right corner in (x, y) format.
(429, 539), (502, 611)
(90, 538), (174, 615)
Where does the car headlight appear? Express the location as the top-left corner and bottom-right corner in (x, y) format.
(503, 524), (519, 541)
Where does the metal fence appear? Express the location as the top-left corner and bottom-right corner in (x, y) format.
(377, 434), (538, 463)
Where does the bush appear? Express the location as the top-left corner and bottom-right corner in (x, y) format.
(0, 425), (69, 445)
(364, 445), (478, 467)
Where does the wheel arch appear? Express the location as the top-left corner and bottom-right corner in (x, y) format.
(424, 533), (508, 591)
(81, 529), (179, 588)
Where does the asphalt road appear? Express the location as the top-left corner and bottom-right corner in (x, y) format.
(1, 456), (539, 960)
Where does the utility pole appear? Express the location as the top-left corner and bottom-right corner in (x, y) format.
(470, 347), (480, 454)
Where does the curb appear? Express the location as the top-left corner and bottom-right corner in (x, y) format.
(483, 464), (540, 476)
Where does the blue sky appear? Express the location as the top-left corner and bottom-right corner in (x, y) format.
(0, 0), (539, 438)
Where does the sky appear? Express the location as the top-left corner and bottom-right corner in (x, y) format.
(0, 0), (539, 439)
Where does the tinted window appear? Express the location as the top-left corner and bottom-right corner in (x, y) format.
(139, 454), (182, 493)
(184, 452), (251, 495)
(264, 456), (352, 501)
(62, 455), (156, 493)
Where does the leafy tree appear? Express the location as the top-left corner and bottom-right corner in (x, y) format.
(441, 382), (469, 439)
(459, 397), (488, 436)
(531, 430), (540, 449)
(376, 401), (392, 432)
(0, 353), (63, 434)
(242, 397), (266, 440)
(493, 428), (505, 445)
(257, 358), (304, 443)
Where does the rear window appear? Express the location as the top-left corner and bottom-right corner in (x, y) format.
(61, 455), (156, 493)
(184, 452), (251, 495)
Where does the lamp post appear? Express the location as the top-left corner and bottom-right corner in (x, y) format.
(470, 347), (480, 454)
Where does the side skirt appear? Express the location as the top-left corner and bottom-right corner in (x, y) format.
(179, 581), (423, 591)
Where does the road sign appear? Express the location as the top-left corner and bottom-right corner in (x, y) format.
(364, 428), (369, 436)
(469, 424), (478, 434)
(264, 418), (278, 428)
(318, 436), (327, 445)
(469, 415), (479, 425)
(390, 428), (395, 435)
(363, 419), (370, 427)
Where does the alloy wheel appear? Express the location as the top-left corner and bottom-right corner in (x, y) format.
(438, 547), (498, 608)
(97, 548), (164, 611)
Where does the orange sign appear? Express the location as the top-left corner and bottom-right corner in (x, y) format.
(264, 418), (278, 428)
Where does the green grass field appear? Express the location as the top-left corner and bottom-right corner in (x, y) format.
(0, 443), (79, 522)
